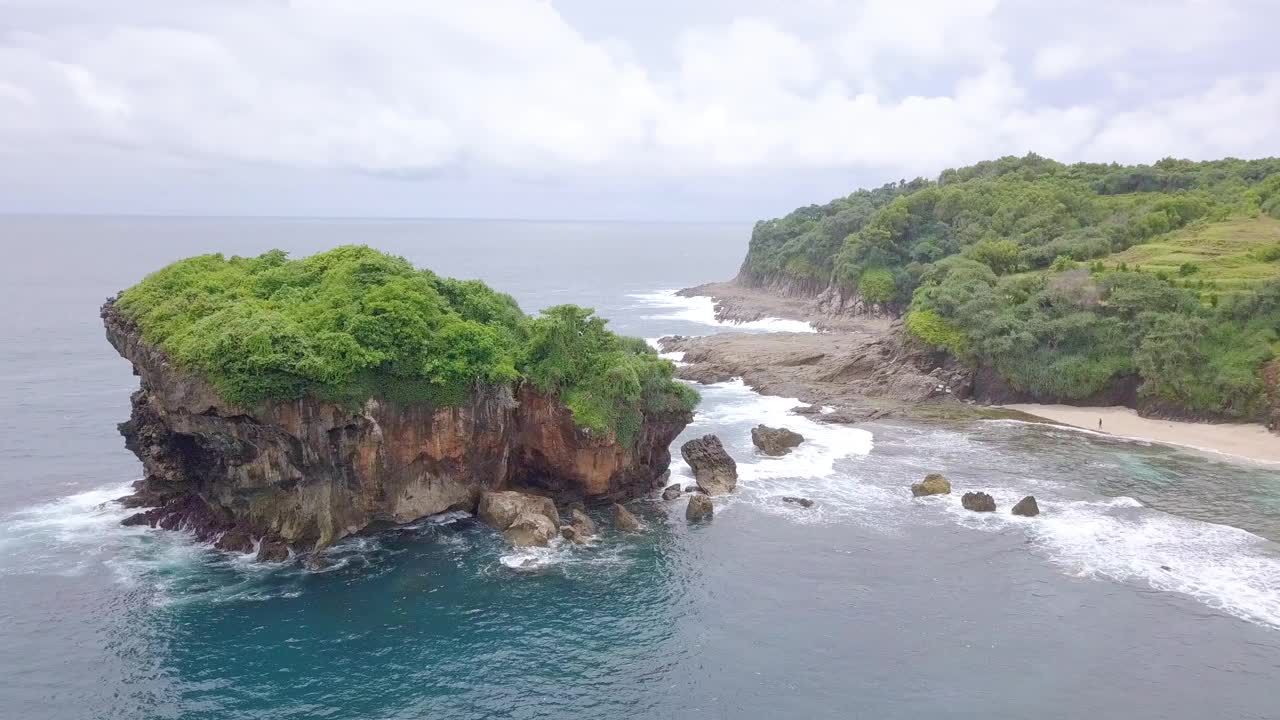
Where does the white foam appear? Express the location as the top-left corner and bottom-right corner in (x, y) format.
(629, 289), (817, 333)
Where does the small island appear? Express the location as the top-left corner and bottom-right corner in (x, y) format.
(105, 246), (697, 561)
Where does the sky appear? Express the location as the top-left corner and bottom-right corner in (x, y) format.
(1, 0), (1277, 221)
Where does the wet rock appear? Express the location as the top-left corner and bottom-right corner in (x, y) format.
(684, 485), (700, 493)
(662, 483), (683, 501)
(256, 539), (290, 563)
(213, 527), (253, 553)
(505, 512), (559, 547)
(680, 434), (738, 495)
(1011, 495), (1040, 517)
(560, 508), (596, 544)
(686, 494), (714, 522)
(910, 473), (951, 497)
(303, 554), (332, 571)
(612, 503), (642, 531)
(478, 490), (561, 547)
(961, 491), (997, 512)
(751, 425), (805, 456)
(781, 496), (814, 508)
(675, 366), (735, 385)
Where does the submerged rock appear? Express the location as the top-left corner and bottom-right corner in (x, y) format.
(680, 434), (738, 495)
(479, 491), (560, 547)
(961, 491), (997, 512)
(684, 485), (700, 493)
(303, 554), (332, 572)
(256, 539), (290, 563)
(662, 483), (683, 501)
(612, 503), (641, 531)
(751, 425), (805, 456)
(911, 473), (952, 497)
(686, 494), (714, 521)
(1011, 495), (1040, 517)
(781, 496), (814, 508)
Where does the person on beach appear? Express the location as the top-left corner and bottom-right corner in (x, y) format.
(1098, 418), (1103, 430)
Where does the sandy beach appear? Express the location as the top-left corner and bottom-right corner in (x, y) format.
(1001, 404), (1280, 465)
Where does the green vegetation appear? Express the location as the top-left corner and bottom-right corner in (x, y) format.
(743, 155), (1280, 420)
(116, 246), (696, 443)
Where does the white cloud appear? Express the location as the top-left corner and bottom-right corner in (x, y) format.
(0, 0), (1276, 216)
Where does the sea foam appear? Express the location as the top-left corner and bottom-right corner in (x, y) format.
(629, 289), (817, 333)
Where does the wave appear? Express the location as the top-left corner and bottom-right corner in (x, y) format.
(628, 289), (816, 333)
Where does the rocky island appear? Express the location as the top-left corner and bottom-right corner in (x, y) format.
(105, 246), (696, 560)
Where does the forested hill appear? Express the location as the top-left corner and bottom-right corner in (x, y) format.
(740, 155), (1280, 424)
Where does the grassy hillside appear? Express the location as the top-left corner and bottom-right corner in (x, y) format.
(741, 155), (1280, 420)
(116, 246), (697, 443)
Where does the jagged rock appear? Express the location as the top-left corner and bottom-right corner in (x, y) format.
(102, 298), (691, 558)
(1011, 495), (1040, 517)
(478, 491), (561, 547)
(686, 494), (713, 521)
(559, 507), (596, 544)
(911, 473), (951, 497)
(612, 503), (641, 531)
(781, 496), (814, 508)
(681, 434), (738, 495)
(662, 483), (682, 501)
(751, 425), (805, 456)
(962, 491), (997, 512)
(684, 485), (700, 493)
(303, 554), (332, 571)
(256, 539), (290, 563)
(214, 527), (253, 553)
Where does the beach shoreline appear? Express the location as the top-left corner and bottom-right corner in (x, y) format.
(1000, 403), (1280, 466)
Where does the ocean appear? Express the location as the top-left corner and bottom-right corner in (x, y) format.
(1, 216), (1278, 719)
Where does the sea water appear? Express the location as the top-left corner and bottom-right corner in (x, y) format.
(1, 216), (1278, 719)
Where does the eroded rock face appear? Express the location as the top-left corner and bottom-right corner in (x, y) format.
(103, 300), (690, 555)
(478, 491), (561, 546)
(751, 425), (805, 456)
(911, 473), (951, 497)
(680, 434), (738, 495)
(961, 492), (997, 512)
(686, 494), (713, 521)
(1011, 495), (1040, 517)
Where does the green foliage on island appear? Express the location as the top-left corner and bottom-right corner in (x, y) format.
(743, 155), (1280, 420)
(115, 246), (697, 443)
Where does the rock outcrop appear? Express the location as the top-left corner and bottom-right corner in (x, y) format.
(103, 299), (690, 557)
(961, 492), (997, 512)
(751, 425), (804, 456)
(561, 508), (597, 544)
(612, 503), (641, 531)
(680, 434), (738, 495)
(781, 496), (814, 508)
(686, 494), (713, 521)
(662, 483), (682, 501)
(911, 473), (951, 497)
(1011, 495), (1040, 517)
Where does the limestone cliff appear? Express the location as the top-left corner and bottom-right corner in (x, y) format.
(103, 299), (690, 557)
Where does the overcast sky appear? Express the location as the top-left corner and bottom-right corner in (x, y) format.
(1, 0), (1277, 220)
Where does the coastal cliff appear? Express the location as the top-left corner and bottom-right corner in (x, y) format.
(106, 300), (688, 555)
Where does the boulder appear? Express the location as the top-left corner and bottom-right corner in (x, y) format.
(505, 512), (559, 547)
(961, 491), (997, 512)
(213, 527), (253, 553)
(612, 503), (642, 531)
(1011, 495), (1040, 517)
(478, 490), (558, 530)
(684, 485), (700, 493)
(751, 425), (805, 456)
(781, 496), (814, 508)
(680, 434), (738, 495)
(662, 483), (683, 501)
(559, 508), (596, 544)
(686, 494), (714, 521)
(303, 553), (332, 571)
(910, 473), (951, 497)
(256, 539), (290, 563)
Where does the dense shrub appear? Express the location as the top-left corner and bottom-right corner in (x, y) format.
(117, 246), (697, 443)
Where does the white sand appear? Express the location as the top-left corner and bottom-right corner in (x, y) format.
(1001, 404), (1280, 466)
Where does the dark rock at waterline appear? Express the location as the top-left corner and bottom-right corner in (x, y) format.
(961, 491), (997, 512)
(684, 485), (700, 493)
(612, 503), (641, 531)
(303, 554), (332, 571)
(214, 527), (253, 553)
(662, 483), (682, 501)
(751, 425), (805, 456)
(686, 494), (714, 521)
(560, 508), (596, 544)
(1011, 495), (1040, 517)
(680, 434), (738, 495)
(911, 473), (951, 497)
(256, 539), (290, 563)
(781, 496), (814, 508)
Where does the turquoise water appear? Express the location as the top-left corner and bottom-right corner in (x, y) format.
(2, 217), (1280, 719)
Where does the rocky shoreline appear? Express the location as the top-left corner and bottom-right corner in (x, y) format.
(104, 298), (691, 563)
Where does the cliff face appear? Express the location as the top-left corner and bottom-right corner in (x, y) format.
(104, 301), (690, 555)
(734, 270), (904, 320)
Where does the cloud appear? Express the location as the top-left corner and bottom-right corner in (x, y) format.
(0, 0), (1276, 217)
